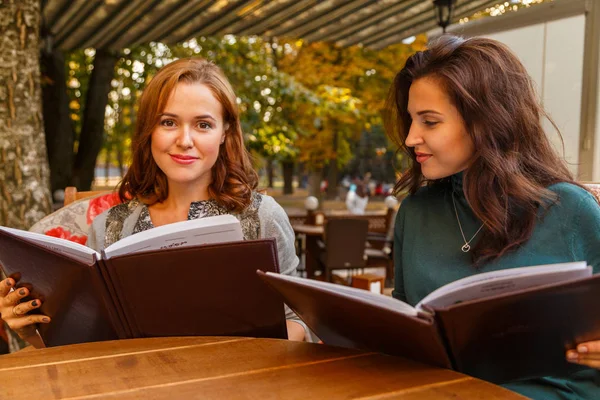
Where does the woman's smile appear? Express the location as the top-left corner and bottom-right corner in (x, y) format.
(169, 154), (199, 165)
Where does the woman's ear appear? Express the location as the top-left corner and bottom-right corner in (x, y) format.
(221, 122), (229, 145)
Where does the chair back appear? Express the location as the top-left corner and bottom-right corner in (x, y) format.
(30, 191), (122, 244)
(64, 186), (111, 206)
(582, 182), (600, 202)
(323, 218), (369, 269)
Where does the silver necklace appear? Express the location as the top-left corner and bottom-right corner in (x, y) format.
(452, 193), (484, 253)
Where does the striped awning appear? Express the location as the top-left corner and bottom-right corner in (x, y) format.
(42, 0), (501, 51)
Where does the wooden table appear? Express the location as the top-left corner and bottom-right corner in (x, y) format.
(292, 223), (325, 236)
(0, 336), (526, 399)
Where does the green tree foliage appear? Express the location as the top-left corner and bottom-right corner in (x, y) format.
(277, 37), (427, 180)
(64, 34), (427, 185)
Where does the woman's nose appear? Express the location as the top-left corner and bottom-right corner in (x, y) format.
(176, 126), (193, 148)
(404, 124), (423, 148)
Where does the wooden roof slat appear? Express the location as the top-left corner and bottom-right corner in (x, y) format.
(242, 0), (319, 37)
(67, 0), (138, 50)
(100, 0), (169, 50)
(275, 0), (373, 39)
(109, 0), (188, 50)
(357, 5), (436, 47)
(298, 0), (381, 43)
(47, 0), (90, 36)
(41, 0), (505, 50)
(92, 0), (164, 49)
(306, 0), (423, 41)
(221, 0), (299, 36)
(267, 0), (350, 37)
(337, 0), (434, 47)
(129, 0), (213, 47)
(164, 0), (258, 45)
(60, 0), (135, 50)
(370, 0), (501, 49)
(212, 1), (275, 36)
(42, 0), (72, 32)
(53, 0), (103, 49)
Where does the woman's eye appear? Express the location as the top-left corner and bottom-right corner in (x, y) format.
(160, 119), (176, 127)
(197, 122), (212, 129)
(423, 120), (438, 127)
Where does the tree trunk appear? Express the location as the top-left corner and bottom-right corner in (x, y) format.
(0, 0), (52, 229)
(326, 130), (339, 200)
(41, 49), (74, 197)
(104, 147), (110, 185)
(281, 160), (294, 195)
(308, 170), (322, 201)
(117, 144), (124, 176)
(72, 49), (117, 190)
(297, 162), (307, 189)
(266, 158), (274, 188)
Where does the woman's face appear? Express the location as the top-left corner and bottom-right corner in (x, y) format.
(151, 82), (226, 189)
(405, 77), (475, 180)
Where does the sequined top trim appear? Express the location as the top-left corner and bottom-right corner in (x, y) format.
(103, 193), (262, 248)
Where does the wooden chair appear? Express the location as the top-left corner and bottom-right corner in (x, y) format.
(64, 186), (110, 206)
(317, 218), (369, 282)
(365, 208), (396, 285)
(582, 182), (600, 202)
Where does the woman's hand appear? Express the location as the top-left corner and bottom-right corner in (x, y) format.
(286, 320), (306, 341)
(0, 277), (50, 341)
(566, 341), (600, 369)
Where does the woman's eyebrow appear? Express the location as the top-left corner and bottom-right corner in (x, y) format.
(159, 112), (217, 122)
(416, 110), (442, 116)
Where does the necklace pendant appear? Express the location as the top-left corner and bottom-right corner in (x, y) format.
(461, 243), (471, 253)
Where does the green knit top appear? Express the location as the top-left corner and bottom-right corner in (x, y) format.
(393, 173), (600, 399)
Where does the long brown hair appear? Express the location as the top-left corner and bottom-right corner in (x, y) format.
(385, 35), (593, 265)
(119, 58), (258, 212)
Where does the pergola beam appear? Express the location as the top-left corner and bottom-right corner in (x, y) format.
(240, 0), (318, 37)
(129, 1), (213, 48)
(370, 0), (499, 49)
(275, 0), (374, 39)
(164, 0), (257, 45)
(53, 1), (102, 49)
(41, 0), (515, 50)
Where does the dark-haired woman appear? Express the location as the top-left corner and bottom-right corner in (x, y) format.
(0, 58), (310, 343)
(386, 35), (600, 399)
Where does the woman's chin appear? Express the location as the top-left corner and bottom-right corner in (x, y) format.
(421, 169), (453, 181)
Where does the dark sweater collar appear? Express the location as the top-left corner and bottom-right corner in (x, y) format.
(451, 171), (464, 196)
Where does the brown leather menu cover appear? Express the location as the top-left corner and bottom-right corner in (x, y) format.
(0, 230), (121, 347)
(258, 270), (600, 383)
(102, 239), (287, 340)
(0, 229), (287, 346)
(256, 270), (452, 368)
(435, 273), (600, 383)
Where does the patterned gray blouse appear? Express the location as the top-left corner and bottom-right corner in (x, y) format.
(86, 192), (313, 341)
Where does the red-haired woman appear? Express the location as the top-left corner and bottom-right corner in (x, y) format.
(1, 58), (309, 343)
(386, 36), (600, 399)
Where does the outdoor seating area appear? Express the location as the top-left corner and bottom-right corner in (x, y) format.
(290, 206), (395, 286)
(2, 0), (600, 399)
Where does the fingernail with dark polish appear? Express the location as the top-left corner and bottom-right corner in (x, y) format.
(32, 300), (38, 307)
(18, 289), (26, 296)
(5, 280), (12, 287)
(42, 317), (50, 322)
